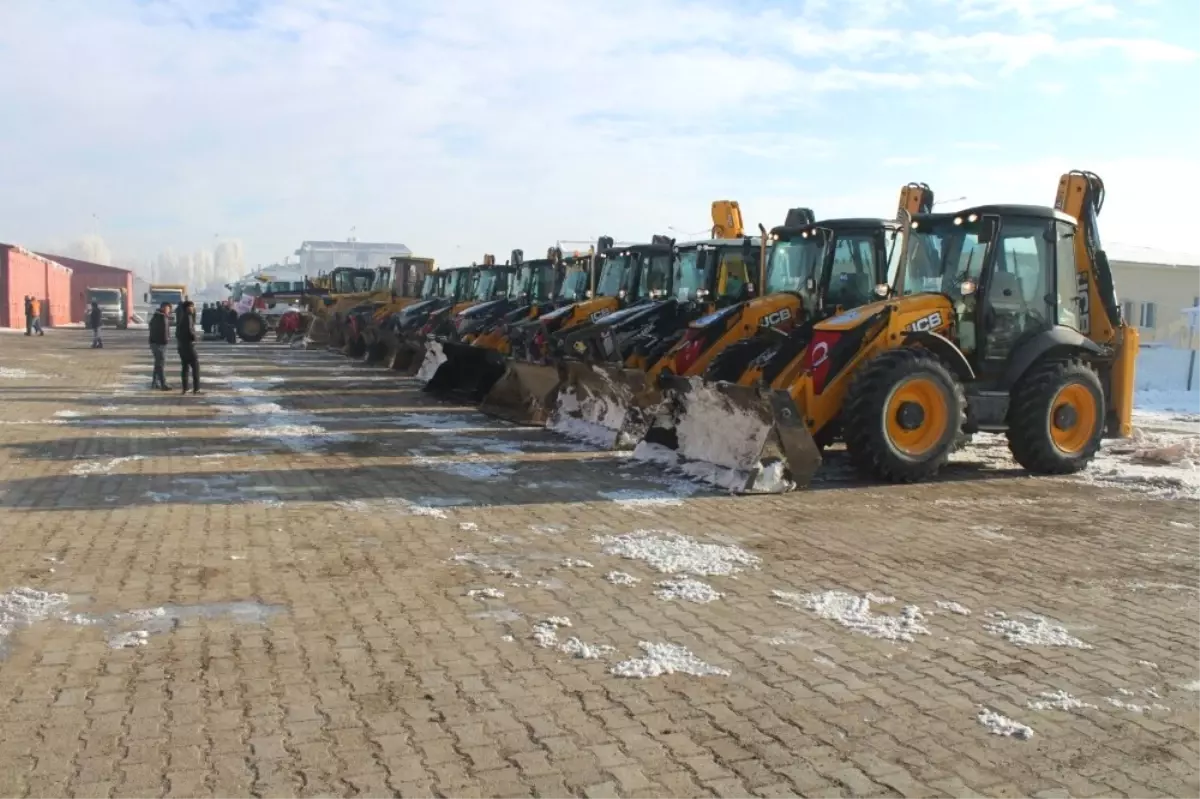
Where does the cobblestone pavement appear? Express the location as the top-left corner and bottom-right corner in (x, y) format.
(0, 328), (1197, 799)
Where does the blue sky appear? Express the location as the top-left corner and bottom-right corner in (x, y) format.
(0, 0), (1197, 269)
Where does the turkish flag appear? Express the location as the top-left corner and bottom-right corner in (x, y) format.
(805, 330), (842, 395)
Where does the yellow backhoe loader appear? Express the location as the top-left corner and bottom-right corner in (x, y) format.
(344, 256), (435, 362)
(301, 267), (377, 347)
(382, 266), (473, 370)
(636, 170), (1137, 493)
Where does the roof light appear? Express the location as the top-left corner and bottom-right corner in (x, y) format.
(953, 216), (963, 226)
(967, 213), (979, 223)
(910, 221), (919, 229)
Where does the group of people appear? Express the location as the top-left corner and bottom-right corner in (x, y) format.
(147, 301), (201, 394)
(22, 296), (44, 336)
(200, 302), (237, 341)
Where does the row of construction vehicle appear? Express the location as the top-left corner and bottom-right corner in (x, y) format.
(293, 170), (1137, 494)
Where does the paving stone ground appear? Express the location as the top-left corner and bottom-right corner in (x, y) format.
(0, 327), (1197, 799)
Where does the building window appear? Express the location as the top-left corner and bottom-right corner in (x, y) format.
(1140, 301), (1157, 329)
(1121, 300), (1134, 324)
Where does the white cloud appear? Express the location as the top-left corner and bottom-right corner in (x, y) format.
(0, 0), (1195, 266)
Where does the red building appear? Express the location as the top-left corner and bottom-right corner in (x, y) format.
(0, 244), (74, 328)
(37, 252), (135, 327)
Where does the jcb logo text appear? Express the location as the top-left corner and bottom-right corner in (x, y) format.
(758, 308), (793, 328)
(906, 311), (944, 332)
(589, 310), (610, 322)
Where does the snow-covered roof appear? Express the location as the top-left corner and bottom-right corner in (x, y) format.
(0, 242), (72, 274)
(1107, 244), (1200, 268)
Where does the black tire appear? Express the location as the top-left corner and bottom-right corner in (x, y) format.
(1006, 358), (1105, 475)
(703, 337), (772, 383)
(842, 348), (966, 483)
(236, 312), (266, 343)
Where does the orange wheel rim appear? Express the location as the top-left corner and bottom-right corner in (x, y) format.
(884, 377), (949, 457)
(1049, 383), (1097, 454)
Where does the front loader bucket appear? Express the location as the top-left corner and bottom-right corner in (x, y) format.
(391, 335), (429, 375)
(632, 378), (822, 494)
(547, 361), (649, 450)
(478, 360), (565, 426)
(424, 342), (509, 400)
(305, 315), (331, 348)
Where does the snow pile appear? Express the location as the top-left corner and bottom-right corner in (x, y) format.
(459, 522), (479, 531)
(610, 642), (729, 678)
(598, 489), (685, 510)
(69, 455), (145, 476)
(977, 708), (1034, 740)
(1182, 680), (1200, 692)
(983, 611), (1093, 649)
(1105, 696), (1170, 713)
(774, 590), (930, 642)
(548, 386), (625, 448)
(53, 410), (83, 418)
(560, 558), (593, 569)
(1027, 690), (1096, 712)
(1083, 428), (1200, 500)
(559, 636), (617, 660)
(654, 578), (724, 603)
(606, 571), (640, 586)
(109, 630), (149, 649)
(935, 600), (972, 616)
(466, 588), (505, 600)
(593, 530), (760, 576)
(1, 587), (69, 649)
(415, 340), (447, 383)
(531, 616), (572, 648)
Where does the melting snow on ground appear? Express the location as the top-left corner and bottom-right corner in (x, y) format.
(1027, 690), (1096, 712)
(0, 588), (68, 649)
(531, 616), (572, 648)
(559, 636), (617, 660)
(935, 600), (972, 616)
(560, 558), (593, 569)
(412, 455), (516, 480)
(593, 530), (760, 576)
(1105, 696), (1171, 713)
(598, 489), (685, 510)
(606, 571), (640, 586)
(335, 497), (450, 519)
(610, 642), (729, 678)
(654, 578), (724, 603)
(1082, 427), (1200, 500)
(53, 410), (83, 418)
(774, 590), (930, 642)
(467, 588), (505, 600)
(977, 708), (1034, 740)
(0, 367), (52, 379)
(983, 611), (1093, 649)
(632, 440), (792, 494)
(69, 455), (145, 476)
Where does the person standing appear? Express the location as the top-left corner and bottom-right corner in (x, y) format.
(176, 301), (201, 394)
(31, 297), (44, 335)
(149, 302), (171, 389)
(89, 301), (104, 348)
(23, 296), (33, 336)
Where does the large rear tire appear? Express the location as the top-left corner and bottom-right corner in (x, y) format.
(703, 338), (772, 383)
(843, 348), (966, 483)
(1006, 359), (1105, 474)
(236, 312), (266, 343)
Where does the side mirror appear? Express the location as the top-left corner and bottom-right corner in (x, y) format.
(805, 278), (817, 292)
(960, 279), (978, 296)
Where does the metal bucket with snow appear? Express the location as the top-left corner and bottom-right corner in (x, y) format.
(478, 359), (565, 426)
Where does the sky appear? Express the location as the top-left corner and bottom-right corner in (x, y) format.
(0, 0), (1198, 272)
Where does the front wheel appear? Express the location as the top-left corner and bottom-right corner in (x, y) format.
(1006, 359), (1105, 475)
(842, 348), (966, 483)
(236, 312), (266, 343)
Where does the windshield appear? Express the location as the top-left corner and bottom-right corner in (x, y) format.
(150, 289), (183, 306)
(595, 255), (631, 297)
(332, 271), (372, 293)
(444, 270), (466, 299)
(672, 249), (707, 301)
(900, 221), (986, 299)
(88, 289), (121, 304)
(557, 267), (589, 300)
(636, 253), (673, 300)
(509, 265), (536, 299)
(766, 238), (823, 294)
(422, 274), (439, 298)
(372, 267), (392, 292)
(472, 268), (506, 300)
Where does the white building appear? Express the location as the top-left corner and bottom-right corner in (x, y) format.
(294, 240), (412, 276)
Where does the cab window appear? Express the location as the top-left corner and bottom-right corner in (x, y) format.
(825, 234), (878, 309)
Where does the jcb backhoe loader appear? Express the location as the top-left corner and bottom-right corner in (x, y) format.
(475, 236), (677, 425)
(639, 170), (1136, 493)
(638, 184), (935, 455)
(382, 266), (473, 370)
(423, 248), (564, 399)
(302, 267), (377, 347)
(547, 201), (766, 447)
(401, 256), (516, 378)
(345, 256), (434, 362)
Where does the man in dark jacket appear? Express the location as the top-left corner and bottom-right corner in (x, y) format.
(176, 301), (201, 394)
(149, 302), (171, 389)
(89, 301), (104, 348)
(24, 296), (33, 336)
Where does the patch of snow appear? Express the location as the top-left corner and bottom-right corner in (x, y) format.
(970, 525), (1014, 542)
(605, 571), (640, 586)
(0, 587), (69, 650)
(935, 600), (972, 616)
(1105, 696), (1170, 713)
(108, 630), (150, 649)
(632, 440), (792, 494)
(69, 455), (145, 476)
(977, 708), (1034, 739)
(467, 588), (505, 600)
(530, 524), (568, 535)
(531, 616), (572, 648)
(1137, 660), (1159, 669)
(1027, 690), (1096, 712)
(459, 522), (479, 531)
(413, 457), (516, 480)
(1082, 428), (1200, 500)
(593, 530), (760, 576)
(598, 489), (685, 511)
(558, 636), (617, 660)
(1182, 680), (1200, 692)
(415, 340), (447, 382)
(501, 634), (514, 642)
(983, 611), (1093, 649)
(610, 641), (730, 679)
(53, 410), (83, 418)
(774, 590), (930, 642)
(560, 558), (593, 569)
(654, 577), (724, 603)
(0, 367), (51, 379)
